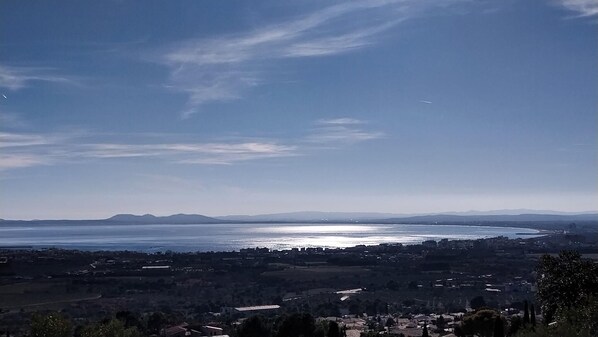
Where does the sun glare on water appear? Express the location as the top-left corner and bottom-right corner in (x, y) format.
(254, 225), (384, 234)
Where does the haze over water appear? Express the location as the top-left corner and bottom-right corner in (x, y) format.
(0, 223), (541, 252)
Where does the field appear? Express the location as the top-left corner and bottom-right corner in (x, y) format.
(261, 265), (370, 281)
(0, 281), (100, 311)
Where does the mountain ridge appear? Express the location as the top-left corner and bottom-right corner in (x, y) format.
(1, 210), (596, 224)
(215, 210), (598, 222)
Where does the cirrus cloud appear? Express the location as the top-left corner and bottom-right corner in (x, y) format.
(157, 0), (463, 118)
(0, 117), (382, 171)
(557, 0), (598, 17)
(0, 65), (74, 91)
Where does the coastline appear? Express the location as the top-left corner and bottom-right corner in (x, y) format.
(0, 224), (550, 253)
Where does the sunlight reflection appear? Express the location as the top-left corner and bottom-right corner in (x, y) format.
(252, 225), (385, 234)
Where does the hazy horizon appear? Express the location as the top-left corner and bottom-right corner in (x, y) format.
(3, 208), (598, 222)
(1, 1), (597, 219)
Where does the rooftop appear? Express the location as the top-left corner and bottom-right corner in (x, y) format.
(234, 305), (280, 312)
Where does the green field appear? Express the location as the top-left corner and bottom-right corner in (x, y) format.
(0, 281), (100, 310)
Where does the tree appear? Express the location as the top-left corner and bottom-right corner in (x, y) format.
(530, 304), (536, 327)
(516, 251), (598, 337)
(238, 315), (271, 337)
(385, 317), (395, 328)
(523, 301), (530, 325)
(30, 312), (72, 337)
(508, 315), (523, 336)
(492, 316), (504, 337)
(509, 302), (598, 337)
(435, 315), (445, 332)
(275, 313), (316, 337)
(115, 311), (139, 329)
(536, 251), (598, 324)
(460, 309), (501, 337)
(146, 312), (166, 334)
(80, 319), (141, 337)
(327, 321), (340, 337)
(422, 323), (429, 337)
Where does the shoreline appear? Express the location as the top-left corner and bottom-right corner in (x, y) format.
(0, 231), (553, 254)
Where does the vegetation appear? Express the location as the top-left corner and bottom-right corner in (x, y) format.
(274, 313), (316, 337)
(327, 321), (341, 337)
(235, 314), (346, 337)
(30, 313), (71, 337)
(79, 319), (141, 337)
(536, 251), (598, 324)
(513, 251), (598, 337)
(237, 315), (271, 337)
(493, 316), (504, 337)
(457, 309), (503, 337)
(6, 245), (598, 337)
(28, 313), (145, 337)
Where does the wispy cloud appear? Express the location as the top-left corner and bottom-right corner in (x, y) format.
(307, 126), (384, 144)
(81, 142), (297, 165)
(0, 131), (75, 170)
(282, 19), (406, 57)
(0, 65), (73, 91)
(0, 117), (383, 171)
(158, 0), (456, 117)
(556, 0), (598, 18)
(316, 118), (365, 125)
(163, 1), (404, 65)
(308, 118), (384, 144)
(0, 154), (50, 170)
(0, 131), (297, 170)
(0, 132), (54, 148)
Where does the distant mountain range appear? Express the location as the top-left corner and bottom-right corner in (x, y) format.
(216, 210), (598, 223)
(376, 213), (598, 223)
(216, 211), (400, 222)
(1, 210), (596, 224)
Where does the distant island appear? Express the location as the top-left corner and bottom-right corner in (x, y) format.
(108, 213), (222, 224)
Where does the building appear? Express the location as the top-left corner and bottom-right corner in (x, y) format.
(222, 304), (281, 317)
(200, 326), (223, 336)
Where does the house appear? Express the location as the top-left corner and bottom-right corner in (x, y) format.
(162, 323), (188, 337)
(200, 325), (223, 336)
(222, 304), (281, 317)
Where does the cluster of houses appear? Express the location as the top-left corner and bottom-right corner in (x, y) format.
(159, 313), (461, 337)
(159, 301), (540, 337)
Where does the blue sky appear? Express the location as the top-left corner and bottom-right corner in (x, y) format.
(1, 0), (596, 219)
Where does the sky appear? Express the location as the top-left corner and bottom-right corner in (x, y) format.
(0, 0), (597, 219)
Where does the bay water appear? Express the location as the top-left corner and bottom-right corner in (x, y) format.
(0, 222), (541, 252)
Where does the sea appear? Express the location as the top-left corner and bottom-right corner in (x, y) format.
(0, 223), (542, 252)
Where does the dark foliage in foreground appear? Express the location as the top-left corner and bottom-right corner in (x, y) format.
(536, 251), (598, 324)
